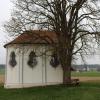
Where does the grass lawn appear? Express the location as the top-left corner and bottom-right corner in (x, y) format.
(71, 71), (100, 77)
(1, 70), (100, 100)
(0, 83), (100, 100)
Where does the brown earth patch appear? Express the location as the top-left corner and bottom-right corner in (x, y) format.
(0, 76), (100, 83)
(72, 77), (100, 82)
(0, 75), (4, 83)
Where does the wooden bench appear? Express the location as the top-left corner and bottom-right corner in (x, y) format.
(71, 79), (80, 85)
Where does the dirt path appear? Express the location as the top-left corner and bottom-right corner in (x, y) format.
(72, 77), (100, 82)
(1, 75), (100, 83)
(0, 75), (4, 83)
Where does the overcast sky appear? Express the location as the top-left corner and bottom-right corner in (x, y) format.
(0, 0), (100, 64)
(0, 0), (13, 64)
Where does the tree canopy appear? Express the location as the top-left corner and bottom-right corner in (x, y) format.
(4, 0), (100, 84)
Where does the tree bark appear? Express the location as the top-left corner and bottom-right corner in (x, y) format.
(63, 63), (71, 84)
(58, 45), (72, 85)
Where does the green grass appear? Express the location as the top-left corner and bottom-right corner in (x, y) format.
(71, 71), (100, 77)
(0, 68), (5, 75)
(0, 83), (100, 100)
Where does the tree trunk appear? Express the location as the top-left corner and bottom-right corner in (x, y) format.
(63, 64), (71, 84)
(59, 49), (72, 85)
(58, 35), (72, 85)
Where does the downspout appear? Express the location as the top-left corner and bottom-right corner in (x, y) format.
(19, 47), (20, 84)
(42, 47), (44, 84)
(22, 45), (24, 87)
(45, 45), (47, 85)
(5, 47), (8, 87)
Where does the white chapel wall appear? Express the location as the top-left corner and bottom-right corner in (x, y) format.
(45, 46), (63, 84)
(6, 45), (20, 85)
(22, 45), (43, 84)
(5, 44), (63, 88)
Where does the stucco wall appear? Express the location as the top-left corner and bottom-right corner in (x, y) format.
(5, 46), (20, 85)
(22, 45), (43, 84)
(5, 44), (63, 88)
(46, 48), (63, 83)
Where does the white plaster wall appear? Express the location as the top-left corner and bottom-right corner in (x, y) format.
(6, 45), (20, 85)
(5, 44), (63, 88)
(45, 46), (63, 84)
(22, 45), (43, 84)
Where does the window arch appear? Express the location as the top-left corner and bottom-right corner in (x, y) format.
(50, 52), (60, 68)
(9, 51), (17, 67)
(27, 51), (37, 68)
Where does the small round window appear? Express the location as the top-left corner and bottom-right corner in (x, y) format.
(27, 51), (38, 68)
(9, 51), (17, 67)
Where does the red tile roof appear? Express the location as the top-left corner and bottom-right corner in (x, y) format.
(4, 30), (58, 47)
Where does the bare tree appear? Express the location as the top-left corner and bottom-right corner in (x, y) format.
(4, 0), (100, 84)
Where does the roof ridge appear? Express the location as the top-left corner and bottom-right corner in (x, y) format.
(4, 30), (57, 48)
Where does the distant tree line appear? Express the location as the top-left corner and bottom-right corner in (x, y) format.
(72, 64), (100, 71)
(0, 64), (5, 69)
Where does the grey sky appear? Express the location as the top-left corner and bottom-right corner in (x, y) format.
(0, 0), (100, 64)
(0, 0), (13, 64)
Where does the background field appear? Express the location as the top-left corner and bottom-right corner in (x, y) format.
(0, 66), (5, 83)
(71, 71), (100, 77)
(72, 71), (100, 82)
(0, 69), (5, 75)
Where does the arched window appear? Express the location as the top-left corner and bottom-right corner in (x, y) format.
(9, 51), (17, 67)
(27, 51), (37, 68)
(50, 52), (60, 68)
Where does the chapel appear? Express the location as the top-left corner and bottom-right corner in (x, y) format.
(4, 30), (63, 88)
